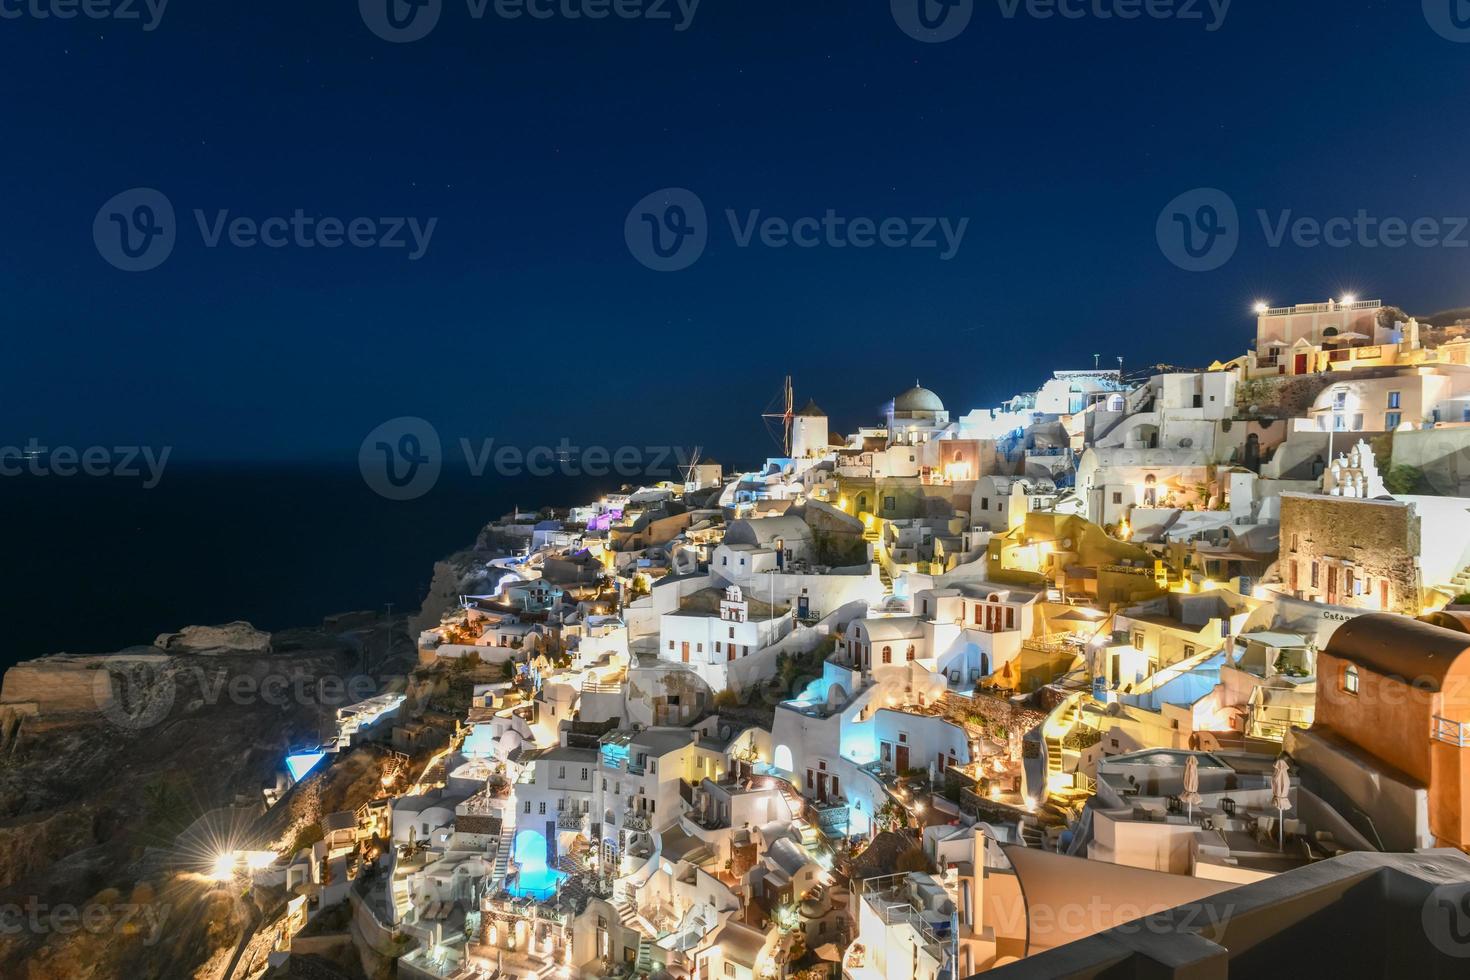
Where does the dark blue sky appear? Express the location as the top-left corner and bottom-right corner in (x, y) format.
(4, 0), (1469, 464)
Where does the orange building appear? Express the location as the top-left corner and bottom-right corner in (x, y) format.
(1297, 614), (1470, 852)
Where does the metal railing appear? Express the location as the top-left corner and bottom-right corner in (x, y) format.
(1433, 716), (1469, 747)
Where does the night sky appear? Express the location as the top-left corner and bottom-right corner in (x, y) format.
(5, 0), (1470, 465)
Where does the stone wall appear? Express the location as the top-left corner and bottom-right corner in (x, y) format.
(1278, 494), (1421, 613)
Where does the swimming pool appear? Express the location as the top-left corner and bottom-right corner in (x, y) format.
(505, 829), (565, 900)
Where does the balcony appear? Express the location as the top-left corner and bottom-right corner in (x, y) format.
(557, 811), (589, 832)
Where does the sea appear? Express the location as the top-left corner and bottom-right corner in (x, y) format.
(0, 463), (631, 668)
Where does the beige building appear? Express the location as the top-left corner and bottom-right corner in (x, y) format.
(1276, 493), (1421, 613)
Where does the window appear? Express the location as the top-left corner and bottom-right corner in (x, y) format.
(1311, 562), (1319, 588)
(882, 645), (892, 664)
(899, 733), (907, 743)
(668, 641), (674, 650)
(721, 555), (727, 566)
(725, 964), (736, 978)
(1343, 664), (1359, 695)
(1290, 533), (1299, 552)
(581, 768), (589, 781)
(1112, 492), (1123, 505)
(539, 802), (547, 814)
(559, 766), (566, 779)
(524, 801), (532, 814)
(906, 645), (915, 661)
(1333, 389), (1347, 410)
(1132, 631), (1144, 650)
(1183, 644), (1195, 659)
(1386, 411), (1401, 429)
(729, 627), (735, 639)
(696, 643), (703, 653)
(1388, 391), (1401, 409)
(715, 642), (722, 652)
(884, 496), (896, 510)
(980, 497), (989, 510)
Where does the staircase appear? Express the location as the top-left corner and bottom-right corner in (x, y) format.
(614, 895), (640, 930)
(1449, 563), (1470, 599)
(1019, 820), (1045, 849)
(635, 937), (655, 975)
(492, 818), (516, 882)
(1045, 698), (1081, 778)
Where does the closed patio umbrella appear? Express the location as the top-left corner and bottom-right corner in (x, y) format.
(1271, 756), (1292, 848)
(1180, 754), (1203, 821)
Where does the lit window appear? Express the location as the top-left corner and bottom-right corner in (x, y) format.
(1388, 391), (1401, 409)
(1343, 665), (1359, 695)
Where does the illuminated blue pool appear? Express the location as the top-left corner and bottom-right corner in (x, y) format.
(505, 829), (564, 900)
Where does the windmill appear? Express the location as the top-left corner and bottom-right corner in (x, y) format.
(761, 375), (795, 457)
(680, 445), (703, 487)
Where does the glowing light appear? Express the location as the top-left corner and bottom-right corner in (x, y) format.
(211, 853), (236, 881)
(1253, 302), (1269, 314)
(1340, 294), (1357, 305)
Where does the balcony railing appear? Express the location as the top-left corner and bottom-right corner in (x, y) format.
(1433, 716), (1469, 747)
(557, 811), (589, 831)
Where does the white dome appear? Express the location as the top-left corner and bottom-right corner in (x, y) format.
(894, 385), (945, 413)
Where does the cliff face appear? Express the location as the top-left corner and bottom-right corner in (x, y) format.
(408, 542), (509, 637)
(0, 623), (372, 978)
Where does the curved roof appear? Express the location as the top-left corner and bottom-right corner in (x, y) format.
(1324, 613), (1470, 691)
(1421, 610), (1470, 634)
(724, 515), (813, 549)
(894, 385), (945, 413)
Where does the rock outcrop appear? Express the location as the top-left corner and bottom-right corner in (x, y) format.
(153, 621), (272, 656)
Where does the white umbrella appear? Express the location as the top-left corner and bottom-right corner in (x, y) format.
(1180, 754), (1202, 821)
(1271, 756), (1292, 848)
